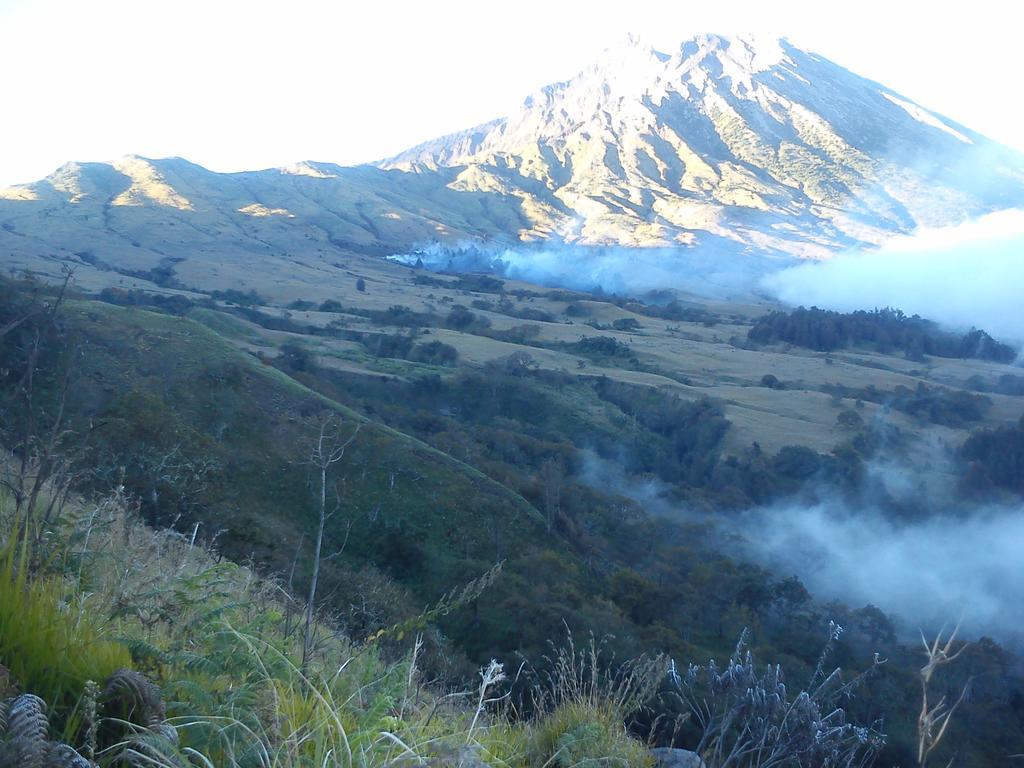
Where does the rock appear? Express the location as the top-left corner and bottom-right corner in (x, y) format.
(650, 747), (706, 768)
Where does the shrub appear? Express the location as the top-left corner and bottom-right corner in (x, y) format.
(410, 341), (459, 366)
(277, 341), (315, 372)
(527, 632), (664, 768)
(367, 305), (432, 327)
(612, 318), (642, 332)
(0, 531), (132, 725)
(355, 277), (366, 292)
(446, 305), (491, 331)
(318, 299), (345, 312)
(565, 302), (589, 318)
(960, 415), (1024, 496)
(569, 336), (635, 360)
(362, 333), (415, 359)
(674, 626), (885, 768)
(748, 306), (1016, 362)
(837, 409), (864, 430)
(530, 701), (653, 768)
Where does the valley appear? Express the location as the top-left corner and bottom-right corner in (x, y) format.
(1, 29), (1023, 768)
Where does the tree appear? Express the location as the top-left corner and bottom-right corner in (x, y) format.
(355, 277), (366, 292)
(301, 416), (361, 674)
(0, 267), (79, 534)
(538, 456), (562, 532)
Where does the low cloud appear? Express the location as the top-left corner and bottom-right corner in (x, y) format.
(740, 501), (1024, 644)
(763, 208), (1024, 344)
(581, 449), (1024, 644)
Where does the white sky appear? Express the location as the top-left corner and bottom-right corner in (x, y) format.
(1, 0), (1022, 187)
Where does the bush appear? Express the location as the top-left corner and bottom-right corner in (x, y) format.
(527, 633), (663, 768)
(488, 324), (543, 345)
(362, 333), (415, 359)
(0, 531), (132, 723)
(355, 277), (366, 292)
(960, 415), (1024, 496)
(278, 341), (315, 372)
(569, 336), (635, 360)
(446, 305), (491, 331)
(455, 274), (505, 294)
(318, 299), (345, 313)
(410, 341), (459, 366)
(837, 409), (864, 430)
(565, 302), (589, 318)
(366, 305), (433, 328)
(760, 374), (781, 389)
(530, 702), (653, 768)
(675, 626), (885, 767)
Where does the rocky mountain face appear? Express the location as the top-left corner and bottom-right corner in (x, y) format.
(2, 34), (1023, 291)
(380, 34), (1024, 256)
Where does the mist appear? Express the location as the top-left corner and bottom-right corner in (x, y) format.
(763, 208), (1024, 345)
(581, 451), (1024, 644)
(391, 241), (794, 301)
(742, 501), (1024, 643)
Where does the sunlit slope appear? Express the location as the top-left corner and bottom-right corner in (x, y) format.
(3, 34), (1023, 286)
(380, 34), (1024, 252)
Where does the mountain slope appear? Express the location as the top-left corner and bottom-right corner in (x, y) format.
(1, 33), (1023, 294)
(380, 34), (1024, 254)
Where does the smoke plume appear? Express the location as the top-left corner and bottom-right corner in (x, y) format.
(391, 240), (793, 300)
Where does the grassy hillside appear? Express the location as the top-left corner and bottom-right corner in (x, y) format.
(3, 276), (1024, 765)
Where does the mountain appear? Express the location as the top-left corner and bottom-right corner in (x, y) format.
(379, 34), (1024, 256)
(2, 33), (1023, 293)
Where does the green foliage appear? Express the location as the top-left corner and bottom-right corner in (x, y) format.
(446, 304), (492, 331)
(277, 341), (315, 372)
(367, 304), (432, 327)
(0, 526), (131, 728)
(821, 382), (991, 427)
(531, 702), (652, 768)
(210, 288), (265, 307)
(409, 340), (459, 366)
(611, 318), (641, 332)
(749, 306), (1016, 363)
(960, 415), (1024, 497)
(4, 279), (1024, 765)
(318, 298), (345, 312)
(567, 335), (637, 364)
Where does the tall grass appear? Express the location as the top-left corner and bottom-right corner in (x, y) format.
(0, 523), (131, 735)
(525, 630), (665, 768)
(0, 480), (665, 768)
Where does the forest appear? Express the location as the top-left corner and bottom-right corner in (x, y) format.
(748, 306), (1017, 362)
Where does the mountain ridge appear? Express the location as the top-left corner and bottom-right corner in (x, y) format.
(2, 33), (1024, 293)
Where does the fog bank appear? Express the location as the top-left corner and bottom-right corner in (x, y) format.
(763, 209), (1024, 344)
